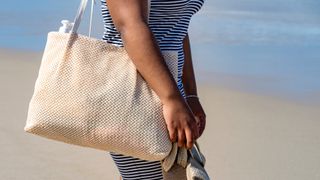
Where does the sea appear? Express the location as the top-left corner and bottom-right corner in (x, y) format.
(1, 0), (319, 104)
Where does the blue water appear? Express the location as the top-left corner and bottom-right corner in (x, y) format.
(1, 0), (319, 103)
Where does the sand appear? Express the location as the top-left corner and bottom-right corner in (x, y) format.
(1, 48), (319, 180)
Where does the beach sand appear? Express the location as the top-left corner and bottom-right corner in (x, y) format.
(1, 49), (319, 180)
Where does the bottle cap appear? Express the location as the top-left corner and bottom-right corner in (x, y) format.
(59, 20), (74, 33)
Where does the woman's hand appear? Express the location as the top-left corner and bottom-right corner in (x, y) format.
(185, 97), (206, 138)
(162, 97), (199, 150)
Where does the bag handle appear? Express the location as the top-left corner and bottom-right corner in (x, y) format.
(71, 0), (90, 35)
(71, 0), (151, 36)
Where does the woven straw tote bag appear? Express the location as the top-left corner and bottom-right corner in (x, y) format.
(24, 0), (178, 161)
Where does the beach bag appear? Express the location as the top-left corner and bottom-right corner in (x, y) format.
(24, 0), (178, 161)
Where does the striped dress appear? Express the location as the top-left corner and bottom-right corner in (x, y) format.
(100, 0), (204, 179)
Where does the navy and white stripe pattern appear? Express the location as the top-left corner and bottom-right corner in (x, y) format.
(101, 0), (204, 99)
(100, 0), (204, 179)
(110, 152), (164, 180)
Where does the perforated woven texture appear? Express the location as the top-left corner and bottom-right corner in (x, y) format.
(24, 32), (178, 161)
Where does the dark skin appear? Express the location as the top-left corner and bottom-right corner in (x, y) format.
(182, 33), (206, 137)
(106, 0), (206, 149)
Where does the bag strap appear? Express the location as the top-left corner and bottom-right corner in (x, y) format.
(71, 0), (151, 36)
(88, 0), (96, 37)
(71, 0), (89, 34)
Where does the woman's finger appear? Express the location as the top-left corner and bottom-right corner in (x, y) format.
(168, 125), (177, 142)
(177, 129), (186, 148)
(184, 127), (194, 149)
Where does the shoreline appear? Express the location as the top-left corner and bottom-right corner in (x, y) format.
(2, 47), (318, 106)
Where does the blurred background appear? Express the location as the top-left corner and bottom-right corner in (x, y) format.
(1, 0), (320, 103)
(0, 0), (319, 179)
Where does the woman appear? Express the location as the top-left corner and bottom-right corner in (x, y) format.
(100, 0), (206, 179)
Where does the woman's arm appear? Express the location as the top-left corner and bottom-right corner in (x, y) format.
(182, 33), (206, 137)
(106, 0), (199, 149)
(182, 33), (198, 96)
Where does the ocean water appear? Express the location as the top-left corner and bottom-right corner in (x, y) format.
(1, 0), (319, 103)
(188, 0), (320, 103)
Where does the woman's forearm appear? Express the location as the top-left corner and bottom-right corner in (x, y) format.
(122, 24), (182, 103)
(107, 0), (184, 104)
(182, 33), (198, 96)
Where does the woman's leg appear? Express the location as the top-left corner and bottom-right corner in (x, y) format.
(109, 152), (164, 180)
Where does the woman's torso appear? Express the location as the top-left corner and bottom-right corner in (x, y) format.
(100, 0), (205, 98)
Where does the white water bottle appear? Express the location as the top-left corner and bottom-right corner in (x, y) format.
(58, 20), (74, 33)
